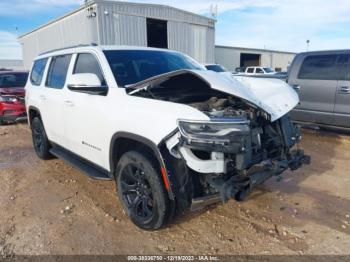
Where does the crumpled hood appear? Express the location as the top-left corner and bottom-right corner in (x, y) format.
(129, 69), (299, 122)
(182, 70), (299, 122)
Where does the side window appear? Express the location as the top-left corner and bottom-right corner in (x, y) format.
(46, 55), (72, 89)
(73, 53), (106, 85)
(256, 68), (264, 74)
(298, 55), (338, 80)
(30, 58), (48, 86)
(336, 54), (350, 81)
(247, 68), (254, 73)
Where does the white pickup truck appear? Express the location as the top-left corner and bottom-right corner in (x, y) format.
(245, 66), (276, 75)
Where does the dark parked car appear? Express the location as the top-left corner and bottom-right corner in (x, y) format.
(204, 64), (229, 73)
(0, 71), (28, 125)
(288, 50), (350, 128)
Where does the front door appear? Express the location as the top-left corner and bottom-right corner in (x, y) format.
(334, 53), (350, 127)
(63, 53), (108, 168)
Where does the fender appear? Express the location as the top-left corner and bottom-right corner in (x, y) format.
(109, 132), (175, 200)
(27, 105), (42, 126)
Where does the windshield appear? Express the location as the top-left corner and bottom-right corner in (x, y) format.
(104, 50), (204, 87)
(263, 67), (275, 73)
(0, 72), (28, 88)
(205, 64), (226, 73)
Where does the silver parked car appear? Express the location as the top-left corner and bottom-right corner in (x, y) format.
(288, 50), (350, 128)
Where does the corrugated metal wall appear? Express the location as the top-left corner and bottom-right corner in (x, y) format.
(19, 1), (215, 69)
(167, 22), (214, 63)
(215, 46), (295, 72)
(19, 6), (99, 69)
(97, 1), (213, 27)
(98, 11), (147, 46)
(97, 1), (215, 63)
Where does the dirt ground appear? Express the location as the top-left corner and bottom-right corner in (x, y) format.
(0, 123), (349, 256)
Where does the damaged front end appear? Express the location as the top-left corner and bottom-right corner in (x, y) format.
(128, 70), (311, 210)
(167, 113), (310, 208)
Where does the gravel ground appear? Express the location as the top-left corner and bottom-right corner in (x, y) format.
(0, 123), (349, 256)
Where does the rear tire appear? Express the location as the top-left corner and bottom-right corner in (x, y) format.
(116, 151), (170, 230)
(31, 117), (52, 160)
(0, 118), (3, 125)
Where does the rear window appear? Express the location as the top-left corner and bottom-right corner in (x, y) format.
(298, 55), (338, 80)
(30, 58), (48, 86)
(46, 55), (72, 89)
(0, 72), (28, 88)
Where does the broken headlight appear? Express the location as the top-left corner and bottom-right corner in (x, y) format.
(178, 118), (250, 145)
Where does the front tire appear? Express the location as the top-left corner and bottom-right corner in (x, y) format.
(31, 117), (52, 160)
(116, 151), (170, 230)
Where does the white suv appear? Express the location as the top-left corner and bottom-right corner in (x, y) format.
(26, 45), (309, 230)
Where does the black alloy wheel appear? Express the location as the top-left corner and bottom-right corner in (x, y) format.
(116, 151), (170, 230)
(120, 163), (154, 220)
(31, 117), (52, 160)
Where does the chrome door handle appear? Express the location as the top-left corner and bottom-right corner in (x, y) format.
(339, 86), (350, 94)
(40, 95), (46, 100)
(64, 100), (74, 107)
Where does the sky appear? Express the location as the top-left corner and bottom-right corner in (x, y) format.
(1, 0), (350, 59)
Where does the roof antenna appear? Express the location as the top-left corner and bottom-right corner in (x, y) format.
(210, 4), (218, 19)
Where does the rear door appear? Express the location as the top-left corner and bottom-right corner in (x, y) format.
(26, 58), (49, 117)
(334, 53), (350, 127)
(42, 54), (72, 146)
(289, 54), (338, 125)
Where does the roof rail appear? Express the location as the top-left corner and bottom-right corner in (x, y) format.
(39, 43), (98, 56)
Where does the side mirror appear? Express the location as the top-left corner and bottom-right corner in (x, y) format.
(67, 73), (107, 95)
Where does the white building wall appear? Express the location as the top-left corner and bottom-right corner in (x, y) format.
(97, 2), (215, 64)
(215, 47), (239, 71)
(19, 6), (98, 69)
(0, 60), (24, 71)
(19, 1), (215, 69)
(215, 46), (295, 72)
(167, 22), (214, 63)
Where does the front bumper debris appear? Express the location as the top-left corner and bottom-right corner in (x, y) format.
(204, 149), (310, 203)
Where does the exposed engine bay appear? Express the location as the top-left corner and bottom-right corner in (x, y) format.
(129, 71), (310, 208)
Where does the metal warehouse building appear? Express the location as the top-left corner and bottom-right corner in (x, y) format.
(0, 60), (24, 71)
(215, 45), (296, 72)
(18, 0), (216, 70)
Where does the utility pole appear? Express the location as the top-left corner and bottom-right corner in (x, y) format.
(306, 39), (310, 51)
